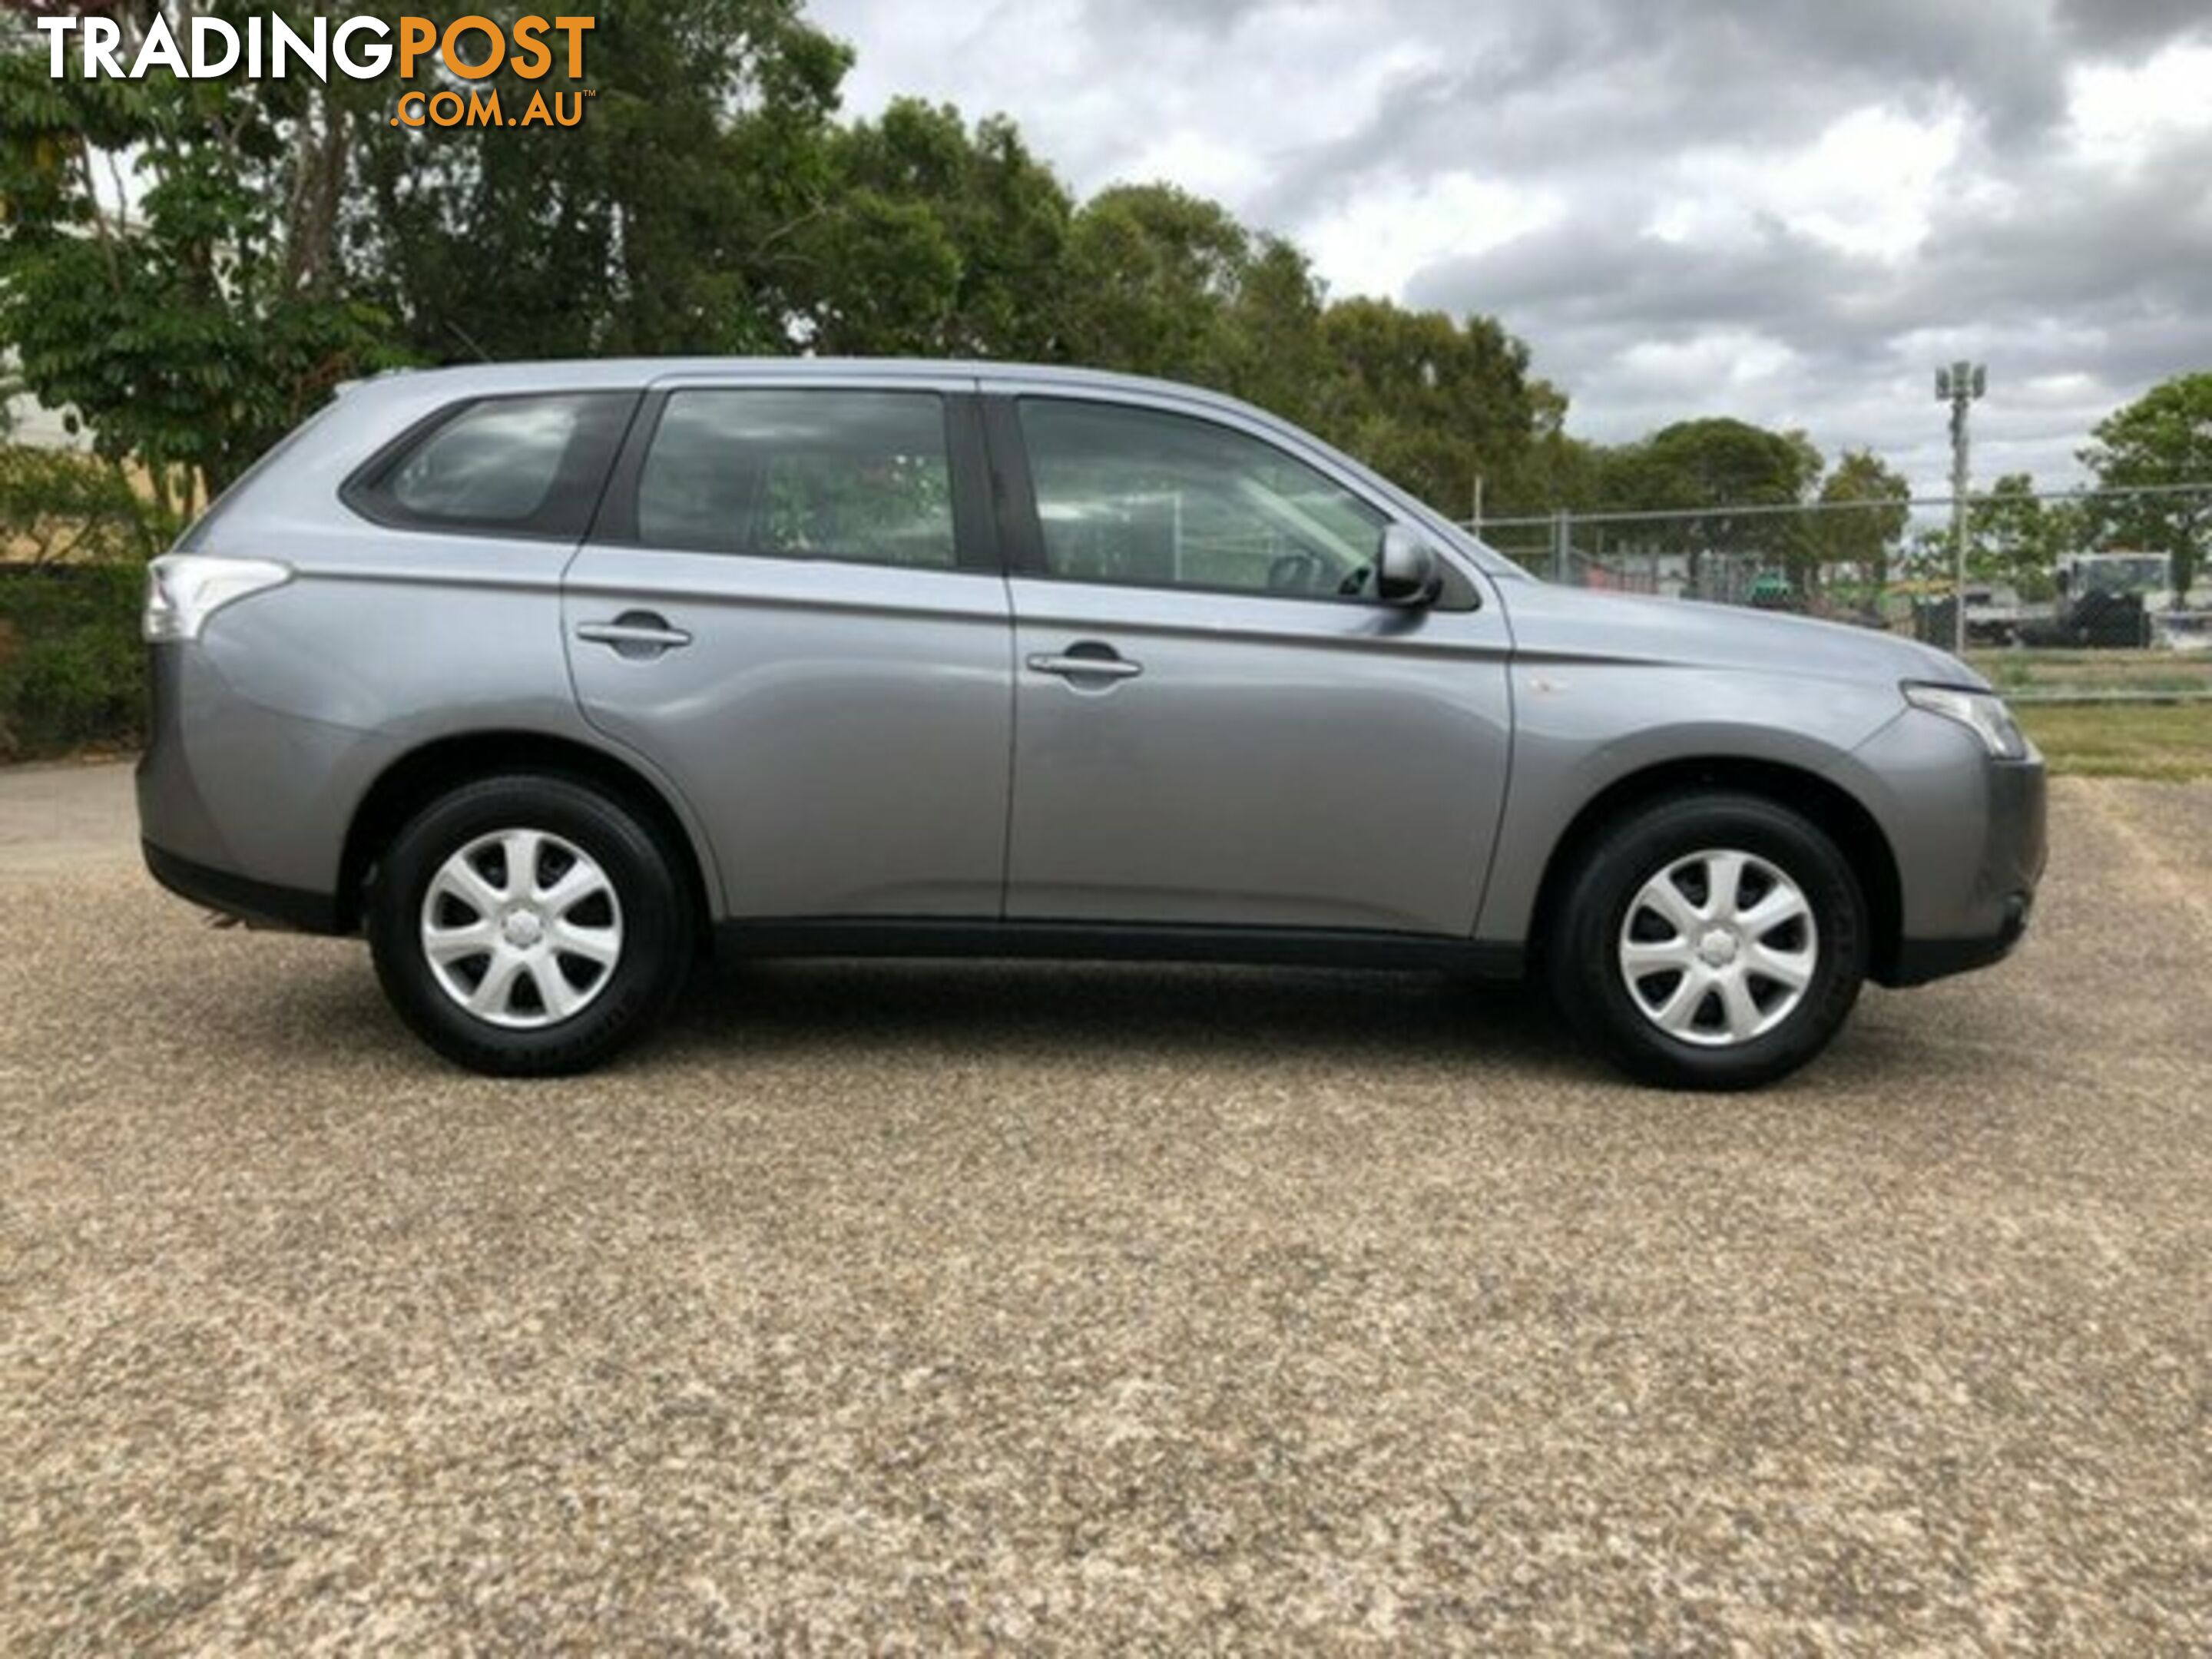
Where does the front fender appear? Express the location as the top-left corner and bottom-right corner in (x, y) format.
(1475, 664), (1902, 945)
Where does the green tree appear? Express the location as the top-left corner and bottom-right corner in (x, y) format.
(1057, 183), (1251, 382)
(1969, 474), (2073, 600)
(351, 0), (851, 361)
(1899, 524), (1952, 585)
(1595, 418), (1823, 591)
(1308, 299), (1540, 518)
(792, 101), (1072, 358)
(0, 445), (167, 563)
(0, 2), (397, 499)
(1803, 449), (1910, 592)
(1480, 382), (1590, 517)
(0, 2), (1558, 535)
(2078, 372), (2212, 602)
(1214, 234), (1331, 429)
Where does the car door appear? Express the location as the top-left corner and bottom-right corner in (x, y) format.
(565, 376), (1013, 920)
(989, 389), (1514, 938)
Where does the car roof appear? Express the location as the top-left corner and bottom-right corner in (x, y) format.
(359, 356), (1261, 412)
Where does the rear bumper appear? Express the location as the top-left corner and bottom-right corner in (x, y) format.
(142, 839), (343, 934)
(135, 641), (395, 919)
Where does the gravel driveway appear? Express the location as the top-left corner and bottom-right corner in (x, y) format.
(3, 764), (2207, 1652)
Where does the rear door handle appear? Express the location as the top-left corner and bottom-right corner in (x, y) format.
(577, 611), (692, 657)
(1026, 645), (1142, 684)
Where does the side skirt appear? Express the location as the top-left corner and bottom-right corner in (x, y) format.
(713, 917), (1525, 978)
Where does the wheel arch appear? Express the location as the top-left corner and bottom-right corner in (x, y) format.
(337, 731), (717, 937)
(1522, 756), (1904, 984)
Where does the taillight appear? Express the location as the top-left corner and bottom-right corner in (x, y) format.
(142, 555), (292, 644)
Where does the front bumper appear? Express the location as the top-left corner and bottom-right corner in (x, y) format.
(1887, 890), (2035, 985)
(1873, 750), (2047, 987)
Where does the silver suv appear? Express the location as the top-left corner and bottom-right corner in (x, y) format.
(137, 360), (2045, 1088)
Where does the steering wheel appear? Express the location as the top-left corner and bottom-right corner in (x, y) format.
(1267, 551), (1327, 594)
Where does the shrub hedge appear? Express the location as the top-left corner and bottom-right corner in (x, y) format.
(0, 561), (146, 762)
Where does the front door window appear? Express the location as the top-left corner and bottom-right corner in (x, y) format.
(1017, 399), (1389, 600)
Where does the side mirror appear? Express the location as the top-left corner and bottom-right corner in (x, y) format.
(1376, 525), (1442, 608)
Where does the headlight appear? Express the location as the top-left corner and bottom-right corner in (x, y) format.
(143, 555), (291, 644)
(1903, 683), (2030, 760)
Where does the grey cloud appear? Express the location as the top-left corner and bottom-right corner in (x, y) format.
(1406, 220), (1857, 360)
(810, 0), (2212, 488)
(1414, 118), (2212, 360)
(1406, 116), (2212, 447)
(1239, 0), (2078, 248)
(2054, 0), (2210, 52)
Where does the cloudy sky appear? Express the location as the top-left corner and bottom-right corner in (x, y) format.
(807, 0), (2212, 496)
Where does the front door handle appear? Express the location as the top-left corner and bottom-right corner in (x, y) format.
(1026, 644), (1143, 684)
(577, 611), (692, 658)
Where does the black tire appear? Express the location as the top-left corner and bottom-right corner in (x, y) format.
(1545, 793), (1868, 1091)
(366, 774), (695, 1076)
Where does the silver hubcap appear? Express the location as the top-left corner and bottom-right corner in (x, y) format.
(1618, 848), (1818, 1048)
(419, 829), (624, 1030)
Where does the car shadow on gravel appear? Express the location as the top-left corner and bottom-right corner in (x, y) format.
(654, 956), (1588, 1077)
(168, 931), (1603, 1086)
(186, 932), (1920, 1098)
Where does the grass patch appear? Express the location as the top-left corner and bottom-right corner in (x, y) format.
(1970, 648), (2212, 699)
(2015, 700), (2212, 781)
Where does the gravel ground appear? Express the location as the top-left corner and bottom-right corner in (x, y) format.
(2, 765), (2207, 1653)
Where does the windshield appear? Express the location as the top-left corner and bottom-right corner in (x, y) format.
(2080, 556), (2169, 593)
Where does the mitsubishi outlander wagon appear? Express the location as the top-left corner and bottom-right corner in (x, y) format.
(138, 360), (2046, 1088)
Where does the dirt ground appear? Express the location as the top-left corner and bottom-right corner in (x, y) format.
(2, 764), (2207, 1652)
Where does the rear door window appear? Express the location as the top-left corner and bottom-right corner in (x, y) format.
(634, 389), (959, 570)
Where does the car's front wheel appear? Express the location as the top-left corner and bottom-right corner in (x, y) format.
(1546, 793), (1869, 1090)
(367, 775), (694, 1075)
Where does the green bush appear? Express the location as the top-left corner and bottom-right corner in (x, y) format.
(0, 562), (146, 761)
(0, 447), (172, 563)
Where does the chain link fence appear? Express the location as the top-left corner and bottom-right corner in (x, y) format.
(1472, 483), (2212, 664)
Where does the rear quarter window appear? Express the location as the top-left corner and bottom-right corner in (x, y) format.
(343, 392), (637, 539)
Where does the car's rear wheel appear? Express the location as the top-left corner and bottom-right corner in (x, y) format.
(1546, 793), (1868, 1090)
(367, 775), (694, 1075)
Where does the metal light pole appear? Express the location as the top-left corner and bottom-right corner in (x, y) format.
(1936, 360), (1986, 654)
